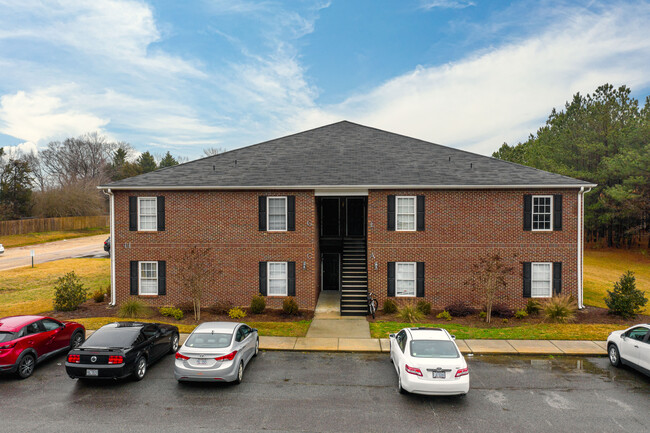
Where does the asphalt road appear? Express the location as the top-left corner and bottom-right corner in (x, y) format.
(1, 352), (648, 432)
(0, 234), (108, 271)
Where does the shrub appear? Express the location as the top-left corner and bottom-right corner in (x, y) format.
(604, 271), (647, 319)
(228, 307), (246, 320)
(159, 306), (184, 320)
(206, 300), (233, 315)
(383, 299), (398, 314)
(436, 310), (452, 321)
(118, 300), (151, 318)
(502, 318), (509, 324)
(92, 289), (105, 303)
(445, 302), (476, 317)
(514, 309), (528, 319)
(416, 301), (432, 316)
(490, 303), (514, 318)
(398, 304), (424, 323)
(283, 297), (300, 316)
(53, 271), (88, 311)
(250, 295), (266, 314)
(479, 311), (487, 319)
(543, 295), (577, 323)
(525, 299), (543, 315)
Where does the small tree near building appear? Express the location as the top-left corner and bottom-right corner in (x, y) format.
(176, 247), (216, 321)
(467, 253), (515, 323)
(605, 271), (647, 318)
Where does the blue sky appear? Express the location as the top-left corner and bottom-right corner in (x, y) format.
(1, 0), (649, 159)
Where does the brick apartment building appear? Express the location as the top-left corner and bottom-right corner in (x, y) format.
(100, 121), (596, 315)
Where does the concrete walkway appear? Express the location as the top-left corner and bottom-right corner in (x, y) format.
(305, 291), (371, 338)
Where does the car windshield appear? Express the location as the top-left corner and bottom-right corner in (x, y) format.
(0, 331), (16, 343)
(84, 328), (140, 348)
(410, 340), (459, 358)
(185, 333), (232, 349)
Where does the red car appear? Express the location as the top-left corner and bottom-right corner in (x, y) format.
(0, 315), (85, 379)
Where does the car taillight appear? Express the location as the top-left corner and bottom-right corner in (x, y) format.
(108, 355), (123, 364)
(0, 342), (16, 350)
(175, 352), (190, 360)
(405, 364), (423, 377)
(215, 351), (238, 361)
(67, 354), (80, 363)
(455, 367), (469, 377)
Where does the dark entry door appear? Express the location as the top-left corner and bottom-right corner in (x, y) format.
(346, 198), (365, 237)
(322, 253), (340, 291)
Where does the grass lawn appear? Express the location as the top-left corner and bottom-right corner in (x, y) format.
(0, 258), (110, 317)
(1, 227), (109, 248)
(74, 317), (311, 337)
(583, 249), (650, 314)
(370, 322), (622, 340)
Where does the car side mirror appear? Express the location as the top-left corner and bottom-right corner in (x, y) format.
(389, 334), (395, 338)
(451, 335), (456, 340)
(621, 335), (626, 340)
(60, 323), (66, 329)
(253, 328), (258, 333)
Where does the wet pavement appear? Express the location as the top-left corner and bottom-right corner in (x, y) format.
(1, 351), (648, 432)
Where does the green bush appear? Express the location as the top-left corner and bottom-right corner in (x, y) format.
(502, 318), (509, 324)
(118, 300), (151, 318)
(604, 271), (647, 318)
(543, 295), (577, 323)
(398, 304), (424, 323)
(250, 295), (266, 314)
(383, 299), (398, 314)
(416, 301), (432, 316)
(282, 297), (300, 316)
(53, 271), (88, 311)
(436, 310), (452, 321)
(479, 311), (487, 319)
(159, 306), (184, 320)
(228, 307), (246, 320)
(514, 309), (528, 319)
(92, 289), (105, 303)
(525, 299), (543, 315)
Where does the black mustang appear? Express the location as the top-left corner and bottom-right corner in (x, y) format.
(65, 322), (179, 381)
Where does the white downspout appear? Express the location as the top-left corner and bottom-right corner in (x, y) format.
(108, 189), (116, 306)
(578, 187), (584, 309)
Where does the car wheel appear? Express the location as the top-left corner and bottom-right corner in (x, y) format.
(17, 353), (36, 379)
(235, 361), (244, 384)
(134, 356), (147, 381)
(608, 344), (621, 367)
(253, 338), (259, 357)
(169, 333), (179, 354)
(70, 331), (84, 349)
(398, 373), (406, 395)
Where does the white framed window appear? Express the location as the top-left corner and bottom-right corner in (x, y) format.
(139, 261), (158, 295)
(267, 262), (288, 296)
(267, 197), (287, 231)
(531, 262), (552, 298)
(532, 195), (553, 231)
(396, 196), (416, 231)
(396, 262), (416, 297)
(138, 197), (157, 231)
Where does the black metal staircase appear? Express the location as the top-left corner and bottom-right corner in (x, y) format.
(340, 238), (368, 316)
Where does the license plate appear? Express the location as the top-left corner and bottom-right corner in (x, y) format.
(196, 359), (207, 365)
(86, 369), (98, 376)
(433, 372), (445, 379)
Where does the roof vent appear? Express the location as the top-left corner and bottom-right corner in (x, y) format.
(470, 163), (473, 169)
(212, 165), (216, 171)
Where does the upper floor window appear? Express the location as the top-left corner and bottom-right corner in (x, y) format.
(531, 262), (552, 297)
(139, 261), (159, 295)
(396, 262), (416, 297)
(396, 196), (416, 231)
(138, 197), (158, 231)
(267, 197), (287, 231)
(532, 195), (552, 231)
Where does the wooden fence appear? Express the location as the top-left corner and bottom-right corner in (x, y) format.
(0, 215), (109, 236)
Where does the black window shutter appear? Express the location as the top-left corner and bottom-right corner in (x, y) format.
(387, 262), (396, 297)
(258, 196), (267, 231)
(259, 262), (267, 296)
(553, 195), (563, 231)
(130, 261), (139, 295)
(387, 195), (396, 231)
(287, 196), (296, 231)
(523, 262), (531, 298)
(157, 196), (165, 231)
(287, 262), (296, 296)
(416, 262), (425, 297)
(523, 195), (532, 231)
(553, 262), (562, 295)
(129, 196), (137, 231)
(158, 261), (166, 295)
(416, 196), (425, 231)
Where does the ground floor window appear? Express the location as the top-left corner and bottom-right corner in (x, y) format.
(531, 262), (552, 297)
(139, 261), (158, 295)
(268, 262), (288, 296)
(396, 262), (416, 297)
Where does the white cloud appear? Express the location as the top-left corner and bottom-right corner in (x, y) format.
(1, 141), (38, 158)
(420, 0), (476, 10)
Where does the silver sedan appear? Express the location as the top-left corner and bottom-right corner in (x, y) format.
(174, 322), (259, 383)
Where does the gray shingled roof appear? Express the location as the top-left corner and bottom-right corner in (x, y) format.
(101, 121), (595, 189)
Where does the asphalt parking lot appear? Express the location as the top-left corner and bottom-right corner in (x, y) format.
(1, 351), (648, 432)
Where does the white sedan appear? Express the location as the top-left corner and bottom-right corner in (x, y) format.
(0, 243), (4, 254)
(607, 324), (650, 376)
(389, 327), (469, 396)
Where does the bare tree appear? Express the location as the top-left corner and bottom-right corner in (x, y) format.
(203, 147), (227, 157)
(176, 247), (216, 321)
(466, 253), (515, 323)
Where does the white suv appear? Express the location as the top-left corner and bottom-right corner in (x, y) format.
(607, 324), (650, 376)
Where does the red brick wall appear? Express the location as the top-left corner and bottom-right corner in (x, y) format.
(366, 189), (580, 310)
(113, 190), (320, 310)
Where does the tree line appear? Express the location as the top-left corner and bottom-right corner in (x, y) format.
(494, 84), (650, 248)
